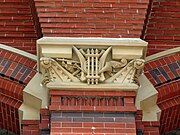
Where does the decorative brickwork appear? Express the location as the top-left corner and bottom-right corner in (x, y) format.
(145, 53), (180, 134)
(144, 53), (180, 87)
(49, 90), (136, 112)
(47, 90), (137, 135)
(144, 0), (180, 55)
(0, 49), (37, 85)
(0, 49), (37, 134)
(0, 0), (41, 54)
(35, 0), (149, 38)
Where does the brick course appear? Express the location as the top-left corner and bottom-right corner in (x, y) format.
(0, 0), (41, 54)
(144, 53), (180, 87)
(0, 77), (23, 134)
(0, 49), (37, 134)
(144, 0), (180, 55)
(0, 49), (37, 85)
(35, 0), (149, 38)
(145, 53), (180, 134)
(49, 90), (136, 112)
(51, 112), (136, 135)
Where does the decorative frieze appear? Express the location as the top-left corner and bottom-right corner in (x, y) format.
(37, 37), (147, 90)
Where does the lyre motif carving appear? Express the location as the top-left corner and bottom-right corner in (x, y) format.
(40, 46), (145, 86)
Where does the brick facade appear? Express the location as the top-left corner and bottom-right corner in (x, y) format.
(0, 0), (179, 134)
(0, 0), (41, 54)
(49, 90), (137, 135)
(144, 0), (180, 55)
(51, 112), (136, 135)
(34, 0), (149, 38)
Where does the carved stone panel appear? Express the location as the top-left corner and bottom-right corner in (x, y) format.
(37, 37), (147, 91)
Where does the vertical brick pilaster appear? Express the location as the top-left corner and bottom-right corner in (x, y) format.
(49, 90), (137, 135)
(21, 120), (40, 135)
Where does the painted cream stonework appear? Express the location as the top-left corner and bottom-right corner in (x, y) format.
(37, 37), (147, 90)
(136, 74), (161, 121)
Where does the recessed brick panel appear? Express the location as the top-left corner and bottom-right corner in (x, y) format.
(49, 90), (136, 112)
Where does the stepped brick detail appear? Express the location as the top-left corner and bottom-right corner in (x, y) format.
(0, 0), (41, 54)
(135, 110), (160, 135)
(35, 0), (149, 38)
(144, 0), (180, 55)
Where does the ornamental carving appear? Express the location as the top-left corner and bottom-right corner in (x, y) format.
(40, 46), (145, 87)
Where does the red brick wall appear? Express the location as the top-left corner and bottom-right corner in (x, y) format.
(51, 112), (136, 135)
(0, 49), (37, 134)
(143, 121), (160, 135)
(0, 102), (20, 134)
(144, 53), (180, 134)
(48, 90), (137, 135)
(0, 0), (41, 54)
(160, 105), (180, 134)
(35, 0), (149, 38)
(135, 110), (160, 135)
(144, 0), (180, 55)
(22, 120), (40, 135)
(22, 109), (50, 135)
(0, 77), (23, 134)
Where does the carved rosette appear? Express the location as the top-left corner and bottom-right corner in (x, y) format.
(40, 46), (145, 87)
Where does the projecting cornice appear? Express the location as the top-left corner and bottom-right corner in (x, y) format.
(37, 37), (147, 91)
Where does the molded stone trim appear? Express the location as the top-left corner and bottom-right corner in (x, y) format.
(145, 47), (180, 62)
(0, 43), (37, 61)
